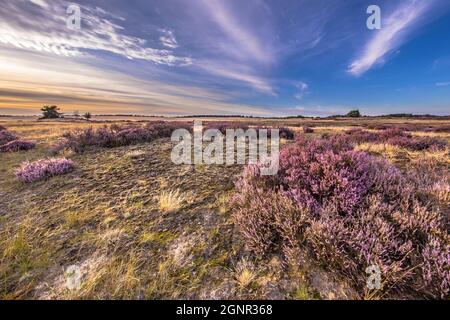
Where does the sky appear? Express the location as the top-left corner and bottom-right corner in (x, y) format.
(0, 0), (449, 116)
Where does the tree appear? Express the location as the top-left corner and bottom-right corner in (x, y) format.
(347, 109), (361, 118)
(84, 112), (92, 120)
(41, 105), (62, 119)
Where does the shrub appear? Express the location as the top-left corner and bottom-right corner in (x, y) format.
(0, 130), (17, 145)
(255, 126), (295, 140)
(0, 140), (36, 152)
(365, 124), (391, 130)
(302, 126), (314, 133)
(386, 136), (447, 151)
(432, 125), (450, 133)
(15, 158), (75, 183)
(343, 128), (447, 151)
(204, 122), (250, 134)
(278, 127), (295, 140)
(0, 125), (6, 131)
(232, 136), (449, 298)
(52, 122), (192, 153)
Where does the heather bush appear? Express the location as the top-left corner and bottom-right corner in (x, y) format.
(365, 124), (450, 133)
(203, 122), (295, 140)
(365, 124), (391, 130)
(302, 126), (314, 133)
(52, 122), (192, 153)
(386, 136), (447, 151)
(0, 130), (17, 145)
(432, 125), (450, 133)
(0, 140), (36, 152)
(254, 126), (295, 140)
(0, 125), (6, 131)
(343, 128), (447, 151)
(232, 136), (449, 298)
(204, 122), (250, 134)
(15, 158), (75, 183)
(278, 127), (295, 140)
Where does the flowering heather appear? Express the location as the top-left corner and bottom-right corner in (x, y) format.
(15, 158), (75, 183)
(254, 126), (295, 140)
(365, 124), (391, 130)
(278, 127), (295, 140)
(302, 126), (314, 133)
(233, 136), (449, 298)
(204, 122), (250, 134)
(343, 128), (447, 150)
(431, 124), (450, 133)
(52, 121), (192, 153)
(0, 140), (36, 152)
(0, 130), (17, 145)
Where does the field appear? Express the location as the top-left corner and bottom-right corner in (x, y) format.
(0, 117), (449, 300)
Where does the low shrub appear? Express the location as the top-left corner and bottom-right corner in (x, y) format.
(302, 126), (314, 133)
(386, 136), (447, 151)
(204, 122), (250, 134)
(0, 130), (17, 145)
(232, 136), (449, 298)
(365, 124), (391, 130)
(343, 128), (447, 151)
(0, 140), (36, 152)
(15, 158), (75, 183)
(256, 126), (295, 140)
(52, 122), (192, 153)
(0, 125), (6, 131)
(202, 122), (295, 140)
(431, 125), (450, 133)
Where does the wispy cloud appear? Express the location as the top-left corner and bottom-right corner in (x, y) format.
(29, 0), (48, 9)
(0, 0), (191, 65)
(294, 81), (309, 100)
(436, 81), (450, 87)
(0, 48), (275, 116)
(192, 0), (275, 94)
(199, 61), (275, 95)
(159, 29), (179, 49)
(200, 0), (271, 64)
(349, 0), (435, 76)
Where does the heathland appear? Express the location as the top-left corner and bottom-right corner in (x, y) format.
(0, 116), (448, 299)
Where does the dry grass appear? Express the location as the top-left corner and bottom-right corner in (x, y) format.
(356, 142), (450, 165)
(125, 149), (146, 158)
(158, 189), (186, 213)
(233, 258), (257, 289)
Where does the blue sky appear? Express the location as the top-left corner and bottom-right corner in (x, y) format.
(0, 0), (449, 116)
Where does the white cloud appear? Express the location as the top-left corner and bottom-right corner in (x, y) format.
(159, 29), (179, 49)
(348, 0), (435, 76)
(0, 49), (275, 116)
(0, 1), (191, 66)
(29, 0), (49, 9)
(200, 0), (271, 64)
(199, 61), (275, 95)
(436, 81), (450, 87)
(294, 81), (309, 100)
